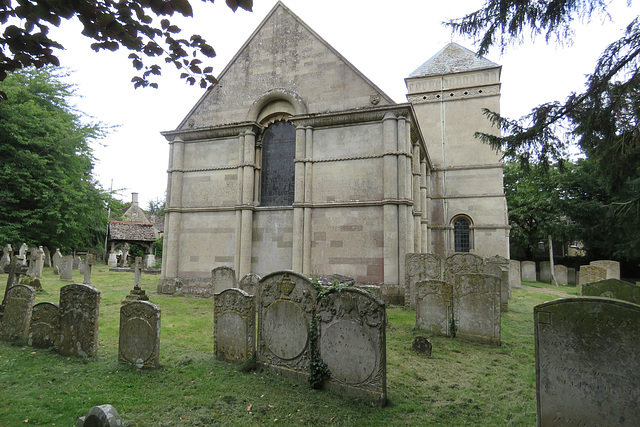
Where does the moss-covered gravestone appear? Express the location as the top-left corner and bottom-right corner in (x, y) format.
(415, 279), (452, 337)
(581, 279), (640, 304)
(28, 302), (60, 348)
(0, 284), (35, 342)
(58, 283), (100, 357)
(214, 288), (254, 363)
(453, 273), (501, 345)
(119, 300), (160, 368)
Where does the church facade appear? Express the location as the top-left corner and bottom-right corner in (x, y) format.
(158, 2), (509, 296)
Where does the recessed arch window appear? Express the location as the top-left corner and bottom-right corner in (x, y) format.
(259, 120), (296, 206)
(453, 216), (472, 253)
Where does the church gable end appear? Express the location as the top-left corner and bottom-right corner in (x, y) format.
(180, 2), (393, 130)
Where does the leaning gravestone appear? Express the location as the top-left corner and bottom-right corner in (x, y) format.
(212, 266), (236, 294)
(58, 283), (100, 357)
(28, 302), (60, 348)
(521, 261), (536, 282)
(51, 249), (63, 274)
(257, 271), (317, 381)
(415, 280), (452, 337)
(590, 260), (620, 280)
(578, 265), (606, 289)
(554, 265), (568, 285)
(0, 285), (35, 342)
(238, 273), (261, 296)
(453, 273), (501, 345)
(59, 256), (74, 281)
(581, 279), (640, 305)
(119, 300), (161, 368)
(509, 260), (521, 289)
(317, 287), (387, 404)
(405, 253), (442, 310)
(535, 298), (640, 425)
(214, 288), (255, 363)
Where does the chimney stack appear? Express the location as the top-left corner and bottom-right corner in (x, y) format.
(132, 192), (139, 206)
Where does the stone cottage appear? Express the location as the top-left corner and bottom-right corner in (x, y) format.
(158, 2), (509, 295)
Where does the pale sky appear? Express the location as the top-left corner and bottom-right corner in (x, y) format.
(47, 0), (639, 208)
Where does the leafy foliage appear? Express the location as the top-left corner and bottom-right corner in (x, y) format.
(0, 66), (116, 250)
(0, 0), (253, 97)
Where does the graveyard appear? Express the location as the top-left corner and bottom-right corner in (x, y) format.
(0, 264), (582, 426)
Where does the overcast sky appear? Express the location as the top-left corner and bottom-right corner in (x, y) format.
(48, 0), (639, 208)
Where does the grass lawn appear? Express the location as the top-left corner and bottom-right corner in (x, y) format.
(0, 266), (574, 426)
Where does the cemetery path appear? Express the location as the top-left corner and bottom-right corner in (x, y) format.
(520, 285), (572, 298)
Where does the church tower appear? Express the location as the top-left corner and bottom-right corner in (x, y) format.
(406, 43), (510, 259)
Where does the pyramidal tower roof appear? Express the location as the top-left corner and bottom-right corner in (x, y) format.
(409, 43), (499, 78)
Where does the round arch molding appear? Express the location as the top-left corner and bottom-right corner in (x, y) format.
(247, 88), (308, 122)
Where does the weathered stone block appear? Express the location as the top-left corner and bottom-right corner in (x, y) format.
(521, 261), (536, 282)
(535, 298), (640, 425)
(58, 283), (100, 357)
(119, 300), (161, 369)
(214, 288), (255, 363)
(0, 284), (35, 342)
(28, 302), (60, 348)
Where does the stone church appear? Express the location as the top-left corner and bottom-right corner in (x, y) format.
(158, 2), (509, 296)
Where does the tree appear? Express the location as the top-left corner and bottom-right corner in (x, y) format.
(146, 196), (165, 217)
(0, 0), (253, 97)
(0, 66), (118, 250)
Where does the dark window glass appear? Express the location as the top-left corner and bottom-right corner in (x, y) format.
(260, 121), (295, 206)
(454, 218), (470, 252)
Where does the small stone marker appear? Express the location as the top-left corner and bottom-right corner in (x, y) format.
(317, 287), (387, 404)
(107, 252), (118, 267)
(415, 280), (452, 336)
(453, 273), (501, 345)
(77, 404), (123, 427)
(0, 284), (36, 342)
(405, 253), (442, 310)
(521, 261), (536, 282)
(28, 302), (60, 348)
(212, 266), (236, 294)
(59, 255), (74, 281)
(412, 336), (432, 356)
(119, 300), (161, 369)
(214, 288), (255, 363)
(58, 283), (100, 357)
(581, 279), (640, 304)
(535, 297), (640, 425)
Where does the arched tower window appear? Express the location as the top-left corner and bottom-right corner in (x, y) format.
(453, 217), (471, 253)
(260, 121), (296, 206)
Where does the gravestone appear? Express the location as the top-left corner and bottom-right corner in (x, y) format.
(415, 280), (452, 337)
(535, 298), (640, 425)
(26, 248), (37, 277)
(0, 244), (11, 270)
(521, 261), (536, 282)
(1, 255), (27, 316)
(581, 279), (640, 304)
(59, 255), (74, 282)
(590, 260), (620, 280)
(453, 273), (501, 345)
(538, 261), (551, 283)
(554, 265), (568, 285)
(212, 266), (236, 294)
(509, 260), (521, 289)
(405, 253), (442, 310)
(317, 287), (387, 404)
(484, 259), (509, 312)
(567, 267), (576, 285)
(107, 252), (118, 268)
(18, 243), (28, 265)
(82, 254), (96, 285)
(58, 283), (100, 357)
(0, 284), (35, 342)
(238, 273), (261, 296)
(42, 246), (51, 268)
(33, 246), (45, 277)
(257, 271), (317, 381)
(142, 254), (155, 269)
(444, 253), (484, 286)
(412, 336), (432, 356)
(214, 288), (255, 363)
(123, 257), (149, 303)
(77, 404), (123, 427)
(28, 302), (60, 348)
(355, 284), (383, 300)
(52, 249), (63, 274)
(578, 265), (606, 289)
(119, 300), (161, 369)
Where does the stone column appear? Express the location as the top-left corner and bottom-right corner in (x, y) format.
(412, 140), (422, 253)
(162, 137), (184, 280)
(292, 126), (306, 272)
(303, 127), (313, 274)
(421, 160), (429, 253)
(383, 112), (399, 286)
(238, 131), (256, 278)
(234, 134), (245, 275)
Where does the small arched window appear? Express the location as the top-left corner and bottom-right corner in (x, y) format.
(260, 121), (296, 206)
(453, 217), (471, 253)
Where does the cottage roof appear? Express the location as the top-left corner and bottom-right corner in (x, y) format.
(409, 43), (499, 77)
(108, 221), (158, 242)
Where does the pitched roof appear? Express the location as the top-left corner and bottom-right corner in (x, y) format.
(108, 221), (158, 242)
(409, 43), (499, 78)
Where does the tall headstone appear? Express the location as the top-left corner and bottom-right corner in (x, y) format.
(578, 265), (606, 289)
(0, 284), (35, 342)
(42, 246), (51, 268)
(415, 280), (452, 336)
(26, 248), (37, 277)
(33, 246), (45, 277)
(82, 254), (96, 285)
(51, 249), (63, 274)
(554, 265), (568, 285)
(238, 273), (261, 296)
(484, 257), (509, 312)
(535, 298), (640, 425)
(214, 288), (255, 363)
(581, 279), (640, 304)
(59, 255), (74, 282)
(212, 266), (236, 294)
(538, 261), (551, 283)
(58, 283), (100, 357)
(453, 273), (501, 345)
(317, 287), (387, 404)
(590, 260), (620, 280)
(119, 300), (161, 369)
(521, 261), (536, 282)
(257, 271), (317, 381)
(0, 244), (11, 270)
(18, 243), (28, 265)
(405, 253), (442, 310)
(28, 302), (60, 348)
(509, 260), (521, 289)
